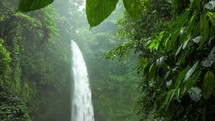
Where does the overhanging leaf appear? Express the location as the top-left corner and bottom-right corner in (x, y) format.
(18, 0), (54, 12)
(86, 0), (119, 27)
(123, 0), (142, 18)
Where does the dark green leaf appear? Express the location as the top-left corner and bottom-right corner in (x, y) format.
(190, 0), (200, 11)
(148, 63), (156, 80)
(171, 10), (189, 44)
(184, 69), (202, 91)
(183, 61), (199, 82)
(199, 14), (209, 47)
(202, 71), (215, 99)
(173, 67), (191, 100)
(175, 66), (190, 88)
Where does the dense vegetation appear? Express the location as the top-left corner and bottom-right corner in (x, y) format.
(107, 0), (215, 120)
(1, 0), (139, 121)
(1, 0), (215, 121)
(0, 0), (71, 120)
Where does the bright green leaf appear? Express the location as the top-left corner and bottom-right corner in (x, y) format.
(207, 12), (215, 27)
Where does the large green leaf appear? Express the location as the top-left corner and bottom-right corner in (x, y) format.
(18, 0), (54, 12)
(86, 0), (119, 27)
(86, 0), (143, 27)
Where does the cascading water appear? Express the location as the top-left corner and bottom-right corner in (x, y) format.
(71, 40), (95, 121)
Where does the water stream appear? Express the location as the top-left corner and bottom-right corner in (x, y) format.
(71, 40), (95, 121)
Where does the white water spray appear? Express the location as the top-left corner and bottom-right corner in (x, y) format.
(71, 40), (95, 121)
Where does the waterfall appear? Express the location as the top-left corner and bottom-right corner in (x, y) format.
(71, 40), (95, 121)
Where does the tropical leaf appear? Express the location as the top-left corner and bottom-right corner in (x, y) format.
(166, 90), (175, 108)
(199, 14), (209, 47)
(86, 0), (119, 27)
(184, 69), (202, 91)
(202, 46), (215, 67)
(171, 10), (189, 43)
(148, 63), (156, 80)
(18, 0), (54, 12)
(175, 66), (190, 88)
(86, 0), (143, 27)
(202, 71), (215, 99)
(175, 44), (182, 56)
(183, 61), (199, 82)
(207, 12), (215, 26)
(173, 67), (190, 99)
(164, 36), (172, 52)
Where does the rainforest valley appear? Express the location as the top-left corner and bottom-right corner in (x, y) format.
(1, 0), (215, 121)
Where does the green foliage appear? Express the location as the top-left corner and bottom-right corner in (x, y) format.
(16, 0), (144, 27)
(18, 0), (54, 12)
(0, 39), (11, 93)
(0, 91), (31, 121)
(5, 0), (215, 120)
(73, 7), (140, 120)
(86, 0), (145, 27)
(202, 71), (215, 99)
(0, 39), (11, 80)
(1, 0), (71, 120)
(107, 0), (215, 120)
